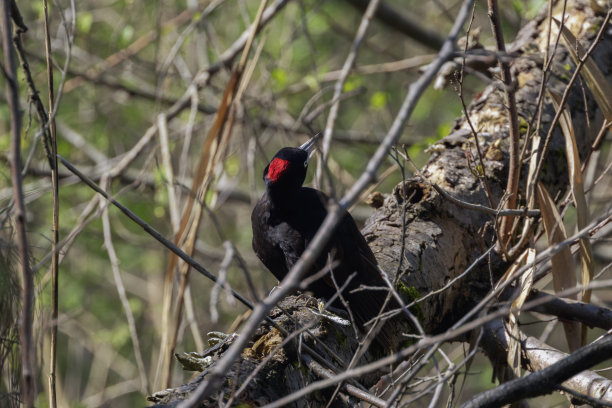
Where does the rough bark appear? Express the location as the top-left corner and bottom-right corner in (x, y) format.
(149, 1), (612, 405)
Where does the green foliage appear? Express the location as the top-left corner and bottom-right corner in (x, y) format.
(225, 155), (240, 176)
(271, 67), (288, 88)
(77, 12), (93, 34)
(369, 91), (388, 110)
(119, 25), (135, 47)
(343, 75), (363, 93)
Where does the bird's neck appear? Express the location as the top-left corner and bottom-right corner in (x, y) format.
(266, 185), (301, 210)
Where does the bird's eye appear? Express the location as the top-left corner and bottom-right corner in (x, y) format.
(304, 160), (308, 168)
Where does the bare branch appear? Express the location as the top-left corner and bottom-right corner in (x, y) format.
(472, 320), (612, 407)
(1, 0), (34, 405)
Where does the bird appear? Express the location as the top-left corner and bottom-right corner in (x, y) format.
(251, 135), (397, 348)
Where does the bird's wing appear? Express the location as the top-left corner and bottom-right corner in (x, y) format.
(251, 198), (290, 281)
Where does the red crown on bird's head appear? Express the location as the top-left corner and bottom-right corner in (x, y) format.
(266, 158), (290, 182)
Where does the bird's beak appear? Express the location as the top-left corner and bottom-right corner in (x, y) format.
(299, 133), (320, 160)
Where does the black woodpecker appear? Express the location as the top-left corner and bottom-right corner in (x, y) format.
(251, 136), (397, 348)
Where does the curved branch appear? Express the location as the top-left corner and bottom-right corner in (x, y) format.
(344, 0), (445, 50)
(473, 320), (612, 408)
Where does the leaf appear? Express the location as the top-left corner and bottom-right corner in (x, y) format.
(271, 68), (288, 87)
(553, 18), (612, 122)
(507, 248), (536, 377)
(548, 91), (594, 346)
(77, 12), (93, 34)
(370, 91), (388, 110)
(511, 248), (535, 314)
(536, 183), (581, 352)
(495, 250), (527, 377)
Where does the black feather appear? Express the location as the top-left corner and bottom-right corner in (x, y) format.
(251, 145), (398, 350)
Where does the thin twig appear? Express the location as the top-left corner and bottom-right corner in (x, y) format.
(42, 0), (60, 405)
(507, 1), (569, 261)
(210, 242), (236, 323)
(302, 354), (385, 407)
(58, 155), (256, 311)
(178, 86), (200, 203)
(62, 4), (208, 93)
(20, 0), (74, 175)
(391, 333), (481, 406)
(317, 0), (380, 187)
(399, 151), (540, 217)
(158, 112), (205, 352)
(287, 54), (435, 94)
(192, 0), (290, 86)
(100, 180), (149, 393)
(155, 0), (227, 92)
(11, 13), (52, 168)
(456, 3), (496, 209)
(2, 1), (34, 405)
(487, 0), (521, 250)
